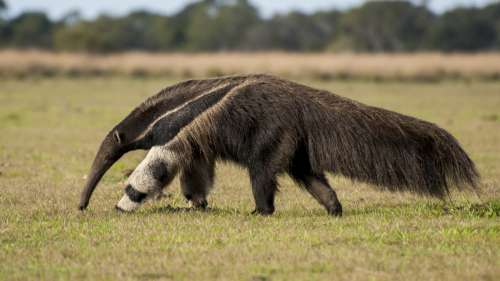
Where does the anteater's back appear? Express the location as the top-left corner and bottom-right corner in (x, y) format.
(179, 74), (478, 198)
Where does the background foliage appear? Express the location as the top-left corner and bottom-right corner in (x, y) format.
(1, 0), (499, 53)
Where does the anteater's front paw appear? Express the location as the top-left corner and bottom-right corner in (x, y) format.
(116, 193), (141, 212)
(251, 207), (275, 216)
(115, 205), (133, 213)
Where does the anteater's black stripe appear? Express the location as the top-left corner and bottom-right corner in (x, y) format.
(125, 184), (147, 202)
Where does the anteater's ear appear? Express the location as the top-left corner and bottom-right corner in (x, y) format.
(113, 130), (124, 144)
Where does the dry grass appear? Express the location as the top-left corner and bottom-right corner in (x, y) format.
(0, 78), (499, 280)
(2, 50), (500, 81)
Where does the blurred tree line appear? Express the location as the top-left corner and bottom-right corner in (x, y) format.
(0, 0), (499, 53)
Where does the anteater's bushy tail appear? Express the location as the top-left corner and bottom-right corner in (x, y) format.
(308, 101), (479, 197)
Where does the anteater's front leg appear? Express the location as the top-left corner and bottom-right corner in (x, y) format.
(180, 156), (215, 209)
(250, 169), (278, 215)
(116, 146), (178, 212)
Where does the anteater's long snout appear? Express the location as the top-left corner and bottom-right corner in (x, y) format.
(79, 137), (123, 210)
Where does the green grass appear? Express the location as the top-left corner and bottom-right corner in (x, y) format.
(0, 78), (499, 280)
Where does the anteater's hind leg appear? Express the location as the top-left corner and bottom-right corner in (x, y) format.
(249, 169), (278, 216)
(180, 156), (215, 209)
(303, 174), (342, 216)
(290, 170), (342, 216)
(289, 145), (342, 216)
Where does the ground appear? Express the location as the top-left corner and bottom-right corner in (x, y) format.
(0, 78), (499, 280)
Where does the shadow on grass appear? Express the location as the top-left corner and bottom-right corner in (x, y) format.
(443, 200), (500, 218)
(134, 272), (173, 280)
(142, 205), (244, 216)
(110, 200), (500, 219)
(347, 199), (500, 218)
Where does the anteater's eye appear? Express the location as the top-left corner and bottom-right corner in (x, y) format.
(113, 131), (124, 144)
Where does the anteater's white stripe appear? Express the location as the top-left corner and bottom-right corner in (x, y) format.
(133, 82), (231, 142)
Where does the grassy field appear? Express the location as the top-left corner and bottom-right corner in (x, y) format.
(0, 77), (499, 280)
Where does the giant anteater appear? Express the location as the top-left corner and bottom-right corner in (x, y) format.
(79, 74), (479, 216)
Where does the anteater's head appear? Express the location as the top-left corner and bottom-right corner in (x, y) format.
(78, 111), (154, 211)
(78, 129), (129, 210)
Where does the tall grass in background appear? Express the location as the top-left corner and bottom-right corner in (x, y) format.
(1, 50), (500, 81)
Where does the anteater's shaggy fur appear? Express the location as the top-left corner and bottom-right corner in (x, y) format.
(79, 74), (479, 215)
